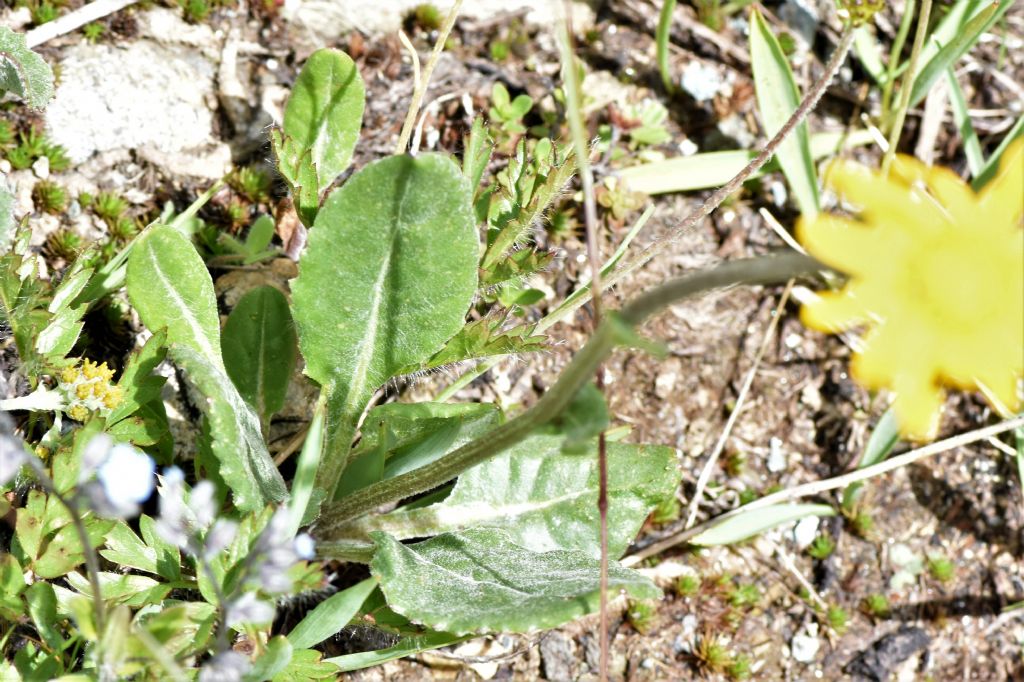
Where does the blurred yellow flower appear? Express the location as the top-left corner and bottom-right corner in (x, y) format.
(797, 139), (1023, 440)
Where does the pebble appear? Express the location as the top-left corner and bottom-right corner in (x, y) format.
(31, 157), (49, 180)
(767, 437), (787, 472)
(790, 622), (820, 663)
(680, 61), (725, 102)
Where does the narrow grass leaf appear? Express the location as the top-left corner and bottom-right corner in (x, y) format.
(325, 632), (467, 672)
(972, 115), (1023, 190)
(287, 578), (377, 649)
(909, 1), (1011, 108)
(944, 69), (984, 177)
(749, 8), (818, 215)
(656, 0), (678, 92)
(689, 503), (835, 546)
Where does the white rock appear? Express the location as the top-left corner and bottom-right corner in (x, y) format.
(46, 41), (220, 166)
(283, 0), (593, 43)
(680, 61), (725, 102)
(766, 437), (787, 473)
(31, 157), (49, 180)
(790, 623), (820, 663)
(792, 516), (820, 549)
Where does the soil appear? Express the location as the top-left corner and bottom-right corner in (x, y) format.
(2, 0), (1023, 680)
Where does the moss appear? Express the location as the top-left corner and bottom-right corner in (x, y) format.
(33, 180), (68, 214)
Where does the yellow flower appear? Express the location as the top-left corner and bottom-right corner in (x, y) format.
(797, 139), (1023, 440)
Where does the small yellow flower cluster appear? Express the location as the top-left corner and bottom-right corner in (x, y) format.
(58, 359), (123, 422)
(836, 0), (885, 26)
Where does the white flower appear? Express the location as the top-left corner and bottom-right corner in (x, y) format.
(154, 467), (190, 548)
(79, 435), (155, 518)
(252, 508), (302, 594)
(189, 480), (217, 530)
(203, 519), (238, 560)
(198, 650), (250, 682)
(0, 434), (27, 486)
(225, 591), (276, 628)
(294, 533), (315, 560)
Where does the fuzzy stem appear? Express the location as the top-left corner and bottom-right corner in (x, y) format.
(394, 0), (463, 155)
(315, 253), (823, 535)
(882, 0), (933, 173)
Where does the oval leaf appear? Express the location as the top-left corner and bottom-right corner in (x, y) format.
(750, 8), (818, 215)
(689, 503), (835, 546)
(291, 153), (479, 499)
(0, 26), (54, 109)
(127, 226), (222, 368)
(282, 48), (365, 188)
(222, 286), (298, 427)
(370, 528), (660, 635)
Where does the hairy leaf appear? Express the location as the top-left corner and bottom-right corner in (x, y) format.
(281, 48), (365, 188)
(107, 329), (168, 425)
(291, 153), (478, 501)
(408, 318), (547, 374)
(334, 435), (678, 560)
(222, 286), (297, 430)
(0, 27), (54, 108)
(371, 528), (660, 635)
(0, 181), (14, 254)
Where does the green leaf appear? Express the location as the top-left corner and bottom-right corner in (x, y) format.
(944, 69), (984, 178)
(0, 181), (14, 255)
(65, 571), (169, 608)
(287, 577), (377, 649)
(281, 48), (365, 188)
(325, 631), (465, 673)
(127, 226), (222, 368)
(291, 153), (479, 502)
(288, 400), (326, 533)
(908, 1), (1011, 109)
(0, 27), (54, 108)
(549, 382), (609, 455)
(689, 503), (835, 546)
(222, 286), (297, 429)
(173, 344), (287, 512)
(273, 133), (322, 226)
(335, 436), (678, 560)
(462, 116), (493, 193)
(853, 25), (887, 85)
(107, 329), (167, 425)
(413, 318), (547, 373)
(245, 636), (293, 682)
(272, 649), (340, 681)
(34, 517), (114, 579)
(749, 8), (818, 216)
(25, 582), (62, 652)
(972, 114), (1023, 190)
(137, 602), (216, 657)
(656, 0), (678, 92)
(138, 513), (181, 581)
(842, 407), (900, 509)
(100, 521), (160, 575)
(371, 528), (660, 635)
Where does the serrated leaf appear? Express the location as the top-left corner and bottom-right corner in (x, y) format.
(106, 330), (168, 425)
(222, 286), (297, 430)
(65, 571), (169, 608)
(335, 436), (678, 560)
(282, 48), (365, 188)
(750, 8), (818, 216)
(371, 528), (660, 635)
(414, 318), (547, 373)
(462, 116), (492, 193)
(272, 131), (322, 226)
(291, 153), (478, 502)
(689, 503), (835, 546)
(0, 27), (54, 108)
(100, 521), (159, 575)
(34, 517), (114, 579)
(287, 577), (376, 649)
(480, 248), (555, 290)
(0, 181), (14, 254)
(172, 344), (287, 512)
(126, 226), (222, 368)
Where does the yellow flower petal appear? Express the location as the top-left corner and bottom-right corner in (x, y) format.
(825, 160), (949, 235)
(795, 214), (879, 276)
(978, 137), (1024, 227)
(800, 289), (870, 333)
(890, 370), (945, 441)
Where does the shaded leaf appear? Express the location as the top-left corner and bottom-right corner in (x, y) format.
(106, 329), (167, 425)
(370, 528), (660, 635)
(325, 631), (465, 673)
(245, 636), (293, 682)
(222, 286), (297, 429)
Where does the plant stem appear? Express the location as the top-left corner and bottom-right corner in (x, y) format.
(394, 0), (464, 155)
(880, 0), (916, 120)
(433, 28), (854, 401)
(315, 253), (824, 535)
(556, 5), (609, 676)
(882, 0), (933, 173)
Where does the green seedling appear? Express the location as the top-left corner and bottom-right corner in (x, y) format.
(807, 534), (835, 560)
(626, 600), (658, 634)
(228, 165), (272, 204)
(676, 573), (701, 597)
(862, 593), (890, 618)
(826, 605), (849, 633)
(927, 554), (955, 583)
(32, 180), (67, 214)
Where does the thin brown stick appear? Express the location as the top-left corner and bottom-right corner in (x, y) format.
(623, 415), (1024, 566)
